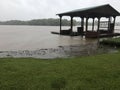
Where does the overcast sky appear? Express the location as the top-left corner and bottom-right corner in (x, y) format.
(0, 0), (120, 21)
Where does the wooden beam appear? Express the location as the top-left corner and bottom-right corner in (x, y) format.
(113, 16), (116, 25)
(92, 18), (95, 31)
(86, 18), (89, 32)
(81, 18), (84, 31)
(81, 18), (84, 27)
(70, 16), (73, 34)
(97, 18), (100, 32)
(97, 17), (101, 42)
(108, 17), (111, 31)
(113, 16), (116, 32)
(60, 16), (62, 34)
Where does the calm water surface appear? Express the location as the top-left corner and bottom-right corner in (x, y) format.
(0, 25), (119, 51)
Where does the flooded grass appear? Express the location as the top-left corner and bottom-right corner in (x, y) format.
(0, 51), (120, 90)
(100, 37), (120, 47)
(0, 43), (118, 59)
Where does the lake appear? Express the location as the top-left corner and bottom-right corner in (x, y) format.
(0, 25), (97, 51)
(0, 25), (119, 58)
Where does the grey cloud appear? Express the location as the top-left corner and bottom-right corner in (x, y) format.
(0, 0), (120, 21)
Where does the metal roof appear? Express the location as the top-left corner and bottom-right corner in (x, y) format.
(57, 4), (120, 18)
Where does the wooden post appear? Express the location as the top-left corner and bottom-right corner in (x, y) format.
(81, 18), (84, 27)
(92, 18), (95, 31)
(113, 16), (116, 24)
(86, 18), (89, 32)
(97, 18), (100, 32)
(97, 17), (101, 46)
(70, 16), (73, 35)
(111, 16), (116, 33)
(60, 16), (62, 34)
(113, 16), (116, 31)
(81, 17), (84, 31)
(108, 17), (111, 31)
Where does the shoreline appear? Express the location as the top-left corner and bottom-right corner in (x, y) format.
(0, 44), (118, 59)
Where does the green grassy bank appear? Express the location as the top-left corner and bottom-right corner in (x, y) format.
(100, 37), (120, 47)
(0, 52), (120, 90)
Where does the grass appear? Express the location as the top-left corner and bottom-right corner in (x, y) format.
(0, 52), (120, 90)
(100, 37), (120, 47)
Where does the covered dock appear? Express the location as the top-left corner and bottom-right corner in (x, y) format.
(57, 4), (120, 38)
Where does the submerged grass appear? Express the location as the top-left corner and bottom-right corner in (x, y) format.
(100, 37), (120, 47)
(0, 52), (120, 90)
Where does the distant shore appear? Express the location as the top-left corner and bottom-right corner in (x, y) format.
(0, 19), (120, 26)
(0, 18), (77, 26)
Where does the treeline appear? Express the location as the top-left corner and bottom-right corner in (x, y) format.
(0, 18), (77, 26)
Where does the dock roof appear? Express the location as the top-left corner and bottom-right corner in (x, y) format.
(57, 4), (120, 18)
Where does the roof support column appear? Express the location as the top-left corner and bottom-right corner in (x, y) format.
(70, 16), (73, 35)
(97, 17), (100, 32)
(81, 17), (84, 31)
(108, 17), (111, 31)
(59, 16), (62, 34)
(113, 16), (116, 32)
(92, 18), (95, 31)
(113, 16), (116, 24)
(97, 17), (101, 44)
(86, 18), (89, 32)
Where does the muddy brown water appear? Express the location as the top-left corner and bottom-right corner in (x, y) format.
(0, 25), (119, 59)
